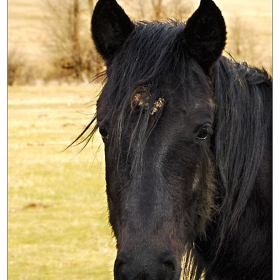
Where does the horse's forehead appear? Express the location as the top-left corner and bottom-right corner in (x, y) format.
(129, 83), (214, 115)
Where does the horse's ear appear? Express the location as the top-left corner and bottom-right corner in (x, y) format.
(91, 0), (135, 64)
(182, 0), (226, 75)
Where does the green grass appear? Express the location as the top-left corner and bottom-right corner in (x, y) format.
(8, 85), (116, 280)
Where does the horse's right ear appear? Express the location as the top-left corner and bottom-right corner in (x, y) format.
(91, 0), (135, 64)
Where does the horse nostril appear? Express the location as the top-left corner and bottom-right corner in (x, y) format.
(163, 259), (176, 280)
(115, 252), (179, 280)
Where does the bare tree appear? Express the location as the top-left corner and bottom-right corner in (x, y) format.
(40, 0), (104, 83)
(8, 47), (36, 85)
(151, 0), (163, 19)
(123, 0), (192, 21)
(165, 0), (193, 20)
(226, 16), (264, 68)
(8, 48), (24, 86)
(72, 0), (82, 79)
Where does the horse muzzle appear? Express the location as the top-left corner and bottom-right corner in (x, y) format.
(114, 250), (181, 280)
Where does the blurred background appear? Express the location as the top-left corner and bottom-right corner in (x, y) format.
(8, 0), (272, 279)
(8, 0), (272, 86)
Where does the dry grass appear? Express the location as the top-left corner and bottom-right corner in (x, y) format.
(8, 85), (116, 280)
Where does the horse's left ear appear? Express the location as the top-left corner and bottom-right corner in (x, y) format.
(91, 0), (135, 64)
(183, 0), (226, 75)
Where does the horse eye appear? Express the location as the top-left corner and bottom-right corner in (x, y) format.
(196, 124), (213, 140)
(99, 126), (108, 139)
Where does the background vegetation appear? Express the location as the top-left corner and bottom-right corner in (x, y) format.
(8, 0), (272, 279)
(8, 0), (272, 86)
(8, 86), (117, 279)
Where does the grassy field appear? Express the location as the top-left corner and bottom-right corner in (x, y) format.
(8, 85), (116, 280)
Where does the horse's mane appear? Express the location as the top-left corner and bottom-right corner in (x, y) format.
(214, 56), (272, 232)
(185, 56), (272, 280)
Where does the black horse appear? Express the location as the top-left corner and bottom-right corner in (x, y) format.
(75, 0), (272, 279)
